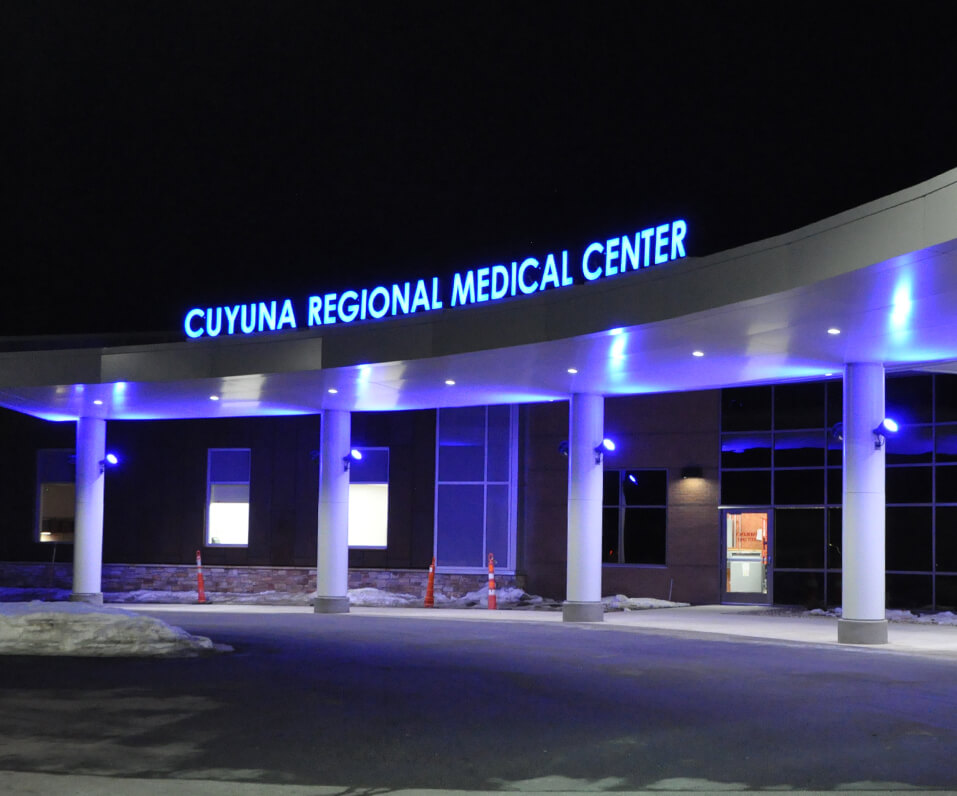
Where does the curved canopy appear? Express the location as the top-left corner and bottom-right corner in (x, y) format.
(2, 168), (957, 421)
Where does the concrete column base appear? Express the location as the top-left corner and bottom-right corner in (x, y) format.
(838, 618), (888, 644)
(562, 601), (604, 623)
(69, 593), (104, 606)
(313, 596), (350, 614)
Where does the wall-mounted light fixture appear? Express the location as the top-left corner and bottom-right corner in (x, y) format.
(593, 438), (615, 464)
(343, 449), (363, 471)
(873, 418), (899, 449)
(99, 452), (120, 474)
(680, 465), (704, 479)
(558, 438), (616, 463)
(829, 419), (899, 449)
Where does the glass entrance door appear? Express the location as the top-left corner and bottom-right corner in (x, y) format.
(722, 510), (772, 604)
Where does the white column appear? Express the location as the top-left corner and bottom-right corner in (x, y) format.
(839, 363), (888, 644)
(564, 393), (605, 622)
(72, 417), (106, 604)
(315, 409), (351, 613)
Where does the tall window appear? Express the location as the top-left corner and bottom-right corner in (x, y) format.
(36, 449), (75, 543)
(348, 447), (389, 548)
(435, 405), (516, 571)
(602, 469), (667, 565)
(206, 449), (251, 546)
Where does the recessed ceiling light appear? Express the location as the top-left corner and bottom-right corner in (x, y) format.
(445, 379), (455, 386)
(209, 395), (220, 401)
(567, 367), (578, 374)
(93, 400), (103, 405)
(692, 350), (705, 357)
(327, 388), (338, 394)
(609, 328), (624, 336)
(827, 327), (841, 335)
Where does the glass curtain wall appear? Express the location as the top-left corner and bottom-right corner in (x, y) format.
(721, 373), (957, 610)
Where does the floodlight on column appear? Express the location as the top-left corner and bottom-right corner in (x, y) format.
(593, 438), (615, 464)
(872, 418), (899, 449)
(343, 449), (362, 471)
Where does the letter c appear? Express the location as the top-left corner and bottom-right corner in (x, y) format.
(185, 308), (205, 338)
(582, 242), (604, 281)
(518, 258), (540, 295)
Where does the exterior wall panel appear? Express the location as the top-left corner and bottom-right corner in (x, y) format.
(0, 408), (436, 572)
(520, 391), (721, 603)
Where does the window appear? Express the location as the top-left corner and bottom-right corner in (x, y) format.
(206, 449), (250, 546)
(348, 447), (389, 548)
(722, 386), (772, 431)
(434, 405), (516, 571)
(37, 449), (75, 543)
(602, 469), (667, 565)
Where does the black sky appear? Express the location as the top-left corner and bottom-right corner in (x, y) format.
(6, 2), (957, 337)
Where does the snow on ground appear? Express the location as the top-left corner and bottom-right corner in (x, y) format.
(3, 586), (956, 623)
(0, 585), (690, 611)
(0, 601), (226, 657)
(807, 606), (957, 625)
(602, 594), (690, 611)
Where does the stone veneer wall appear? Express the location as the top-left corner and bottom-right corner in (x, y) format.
(0, 562), (524, 597)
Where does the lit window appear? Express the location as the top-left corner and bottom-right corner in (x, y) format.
(206, 449), (250, 546)
(36, 449), (75, 543)
(348, 448), (389, 548)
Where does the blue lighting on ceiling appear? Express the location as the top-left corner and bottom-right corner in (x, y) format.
(890, 277), (913, 334)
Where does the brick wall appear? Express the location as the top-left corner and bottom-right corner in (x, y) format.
(0, 561), (524, 598)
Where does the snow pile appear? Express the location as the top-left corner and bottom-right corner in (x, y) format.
(0, 587), (73, 602)
(807, 607), (957, 625)
(0, 601), (225, 657)
(1, 585), (690, 613)
(348, 587), (421, 607)
(602, 594), (690, 612)
(346, 584), (550, 608)
(110, 589), (311, 605)
(447, 584), (550, 609)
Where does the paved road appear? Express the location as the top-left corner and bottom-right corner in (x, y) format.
(1, 609), (957, 794)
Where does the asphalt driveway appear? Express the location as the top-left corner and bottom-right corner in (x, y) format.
(1, 608), (956, 794)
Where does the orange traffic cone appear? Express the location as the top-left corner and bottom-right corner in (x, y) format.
(487, 553), (497, 610)
(195, 550), (207, 604)
(424, 556), (436, 607)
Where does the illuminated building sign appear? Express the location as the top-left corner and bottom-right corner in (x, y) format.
(184, 220), (687, 339)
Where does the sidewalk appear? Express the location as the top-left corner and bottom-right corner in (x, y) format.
(132, 602), (957, 657)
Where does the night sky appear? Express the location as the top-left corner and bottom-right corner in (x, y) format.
(6, 2), (957, 338)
